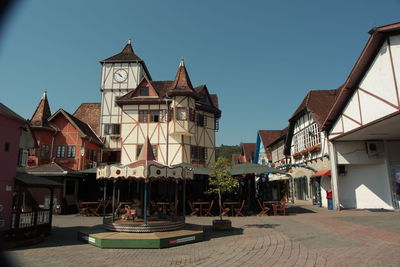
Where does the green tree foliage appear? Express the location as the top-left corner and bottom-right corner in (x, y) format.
(206, 157), (238, 220)
(216, 145), (240, 161)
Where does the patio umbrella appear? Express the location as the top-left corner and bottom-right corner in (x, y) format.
(171, 162), (212, 176)
(228, 163), (284, 176)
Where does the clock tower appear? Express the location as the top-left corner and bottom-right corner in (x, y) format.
(99, 40), (151, 163)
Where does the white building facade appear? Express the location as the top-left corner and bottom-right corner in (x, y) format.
(323, 23), (400, 210)
(99, 41), (152, 163)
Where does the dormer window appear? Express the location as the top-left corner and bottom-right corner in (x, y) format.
(139, 87), (149, 96)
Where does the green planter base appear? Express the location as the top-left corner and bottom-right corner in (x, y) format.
(78, 224), (204, 249)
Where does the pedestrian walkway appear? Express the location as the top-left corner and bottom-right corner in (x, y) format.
(4, 204), (400, 266)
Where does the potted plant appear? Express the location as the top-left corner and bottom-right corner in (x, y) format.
(206, 157), (238, 231)
(292, 152), (302, 159)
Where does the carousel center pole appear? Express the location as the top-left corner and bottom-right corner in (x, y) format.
(175, 180), (178, 217)
(103, 180), (107, 219)
(183, 180), (186, 217)
(144, 180), (148, 225)
(112, 180), (116, 222)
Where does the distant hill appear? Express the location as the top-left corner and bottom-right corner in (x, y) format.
(216, 144), (240, 160)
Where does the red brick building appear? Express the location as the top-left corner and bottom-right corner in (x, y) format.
(28, 93), (102, 170)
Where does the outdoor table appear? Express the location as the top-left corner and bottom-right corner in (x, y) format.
(192, 201), (212, 216)
(222, 201), (241, 216)
(156, 201), (172, 215)
(80, 201), (100, 216)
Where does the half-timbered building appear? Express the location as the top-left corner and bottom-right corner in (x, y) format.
(323, 22), (400, 210)
(99, 41), (152, 164)
(115, 59), (221, 167)
(284, 89), (338, 206)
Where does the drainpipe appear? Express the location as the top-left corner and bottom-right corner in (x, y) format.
(328, 141), (340, 210)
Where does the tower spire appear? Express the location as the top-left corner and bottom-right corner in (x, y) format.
(42, 90), (47, 100)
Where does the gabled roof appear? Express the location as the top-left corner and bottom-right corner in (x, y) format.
(284, 89), (338, 156)
(258, 130), (284, 150)
(30, 92), (51, 127)
(267, 127), (288, 147)
(116, 78), (174, 103)
(73, 103), (101, 135)
(0, 102), (26, 123)
(289, 89), (339, 125)
(48, 109), (102, 145)
(240, 143), (256, 163)
(26, 162), (82, 177)
(323, 22), (400, 130)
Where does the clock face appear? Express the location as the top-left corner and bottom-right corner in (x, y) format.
(114, 69), (128, 83)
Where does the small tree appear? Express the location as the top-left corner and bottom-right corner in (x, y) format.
(206, 157), (238, 220)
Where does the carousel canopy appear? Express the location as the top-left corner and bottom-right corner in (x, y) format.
(96, 138), (193, 181)
(171, 163), (212, 175)
(228, 163), (284, 176)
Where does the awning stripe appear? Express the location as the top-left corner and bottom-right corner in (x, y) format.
(312, 169), (331, 177)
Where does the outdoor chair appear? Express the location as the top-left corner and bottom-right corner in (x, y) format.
(90, 201), (104, 216)
(234, 200), (245, 217)
(168, 200), (179, 216)
(76, 200), (88, 216)
(203, 200), (214, 216)
(188, 201), (199, 216)
(272, 200), (286, 216)
(221, 202), (230, 216)
(257, 199), (270, 216)
(150, 200), (159, 216)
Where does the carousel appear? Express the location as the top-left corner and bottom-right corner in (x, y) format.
(97, 138), (194, 233)
(79, 138), (203, 248)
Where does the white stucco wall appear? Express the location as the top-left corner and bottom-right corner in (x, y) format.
(338, 163), (393, 209)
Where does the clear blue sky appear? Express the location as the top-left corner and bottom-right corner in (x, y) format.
(1, 0), (400, 145)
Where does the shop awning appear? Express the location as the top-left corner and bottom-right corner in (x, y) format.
(312, 169), (331, 177)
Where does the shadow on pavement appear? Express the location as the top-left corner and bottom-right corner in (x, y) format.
(5, 224), (104, 251)
(242, 223), (279, 229)
(203, 226), (243, 240)
(285, 206), (316, 215)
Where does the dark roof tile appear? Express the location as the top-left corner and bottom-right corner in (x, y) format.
(73, 103), (101, 135)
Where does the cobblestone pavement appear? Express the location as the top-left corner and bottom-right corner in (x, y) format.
(3, 205), (400, 267)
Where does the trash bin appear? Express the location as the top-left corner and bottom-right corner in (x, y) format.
(326, 189), (333, 210)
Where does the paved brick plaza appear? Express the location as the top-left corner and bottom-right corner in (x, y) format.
(4, 205), (400, 267)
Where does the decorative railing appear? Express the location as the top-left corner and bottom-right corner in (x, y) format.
(11, 209), (51, 230)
